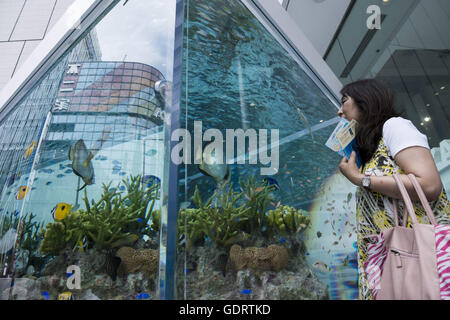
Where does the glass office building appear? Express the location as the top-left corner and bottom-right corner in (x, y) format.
(0, 0), (447, 301)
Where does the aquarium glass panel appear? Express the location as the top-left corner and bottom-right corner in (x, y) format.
(0, 0), (178, 300)
(177, 0), (358, 300)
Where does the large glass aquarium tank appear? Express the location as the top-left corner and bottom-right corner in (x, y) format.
(0, 0), (359, 300)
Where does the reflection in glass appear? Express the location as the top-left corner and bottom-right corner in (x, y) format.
(177, 0), (355, 300)
(0, 0), (177, 300)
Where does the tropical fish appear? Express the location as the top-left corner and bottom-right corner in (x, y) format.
(41, 291), (50, 300)
(196, 141), (230, 185)
(69, 130), (110, 191)
(68, 140), (95, 191)
(145, 149), (157, 156)
(64, 169), (73, 174)
(24, 141), (37, 158)
(0, 228), (17, 254)
(296, 107), (315, 143)
(240, 289), (252, 295)
(179, 201), (191, 210)
(270, 201), (281, 208)
(6, 174), (18, 187)
(263, 177), (280, 190)
(16, 186), (30, 200)
(75, 237), (88, 252)
(51, 203), (72, 221)
(312, 261), (332, 273)
(136, 293), (150, 300)
(58, 292), (74, 300)
(45, 181), (52, 186)
(141, 175), (161, 188)
(56, 174), (64, 178)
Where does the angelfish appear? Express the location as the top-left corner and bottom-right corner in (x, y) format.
(68, 129), (110, 191)
(296, 107), (315, 143)
(196, 141), (230, 186)
(68, 139), (95, 191)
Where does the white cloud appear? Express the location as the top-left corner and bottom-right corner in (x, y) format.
(93, 0), (177, 79)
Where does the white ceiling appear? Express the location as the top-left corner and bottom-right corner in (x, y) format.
(283, 0), (352, 57)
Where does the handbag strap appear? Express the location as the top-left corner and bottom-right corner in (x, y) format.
(392, 198), (409, 227)
(392, 174), (437, 226)
(392, 174), (418, 225)
(406, 174), (437, 225)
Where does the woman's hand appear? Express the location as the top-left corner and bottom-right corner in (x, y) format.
(339, 151), (363, 186)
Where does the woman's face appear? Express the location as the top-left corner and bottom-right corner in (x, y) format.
(338, 95), (361, 122)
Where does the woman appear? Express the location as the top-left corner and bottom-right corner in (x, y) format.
(337, 78), (450, 300)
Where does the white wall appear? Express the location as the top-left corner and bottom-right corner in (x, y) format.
(284, 0), (351, 57)
(0, 0), (76, 90)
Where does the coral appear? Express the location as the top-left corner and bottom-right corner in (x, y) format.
(39, 222), (66, 255)
(229, 244), (288, 271)
(267, 205), (310, 235)
(177, 183), (253, 249)
(39, 174), (160, 255)
(116, 246), (159, 276)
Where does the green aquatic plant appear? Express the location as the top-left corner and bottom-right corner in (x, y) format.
(267, 205), (310, 235)
(238, 176), (275, 234)
(1, 212), (45, 269)
(177, 178), (311, 250)
(39, 174), (160, 254)
(177, 183), (252, 249)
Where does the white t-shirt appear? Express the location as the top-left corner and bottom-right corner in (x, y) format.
(382, 117), (430, 158)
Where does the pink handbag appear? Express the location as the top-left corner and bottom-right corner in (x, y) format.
(363, 173), (450, 300)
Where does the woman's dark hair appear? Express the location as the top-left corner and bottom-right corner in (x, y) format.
(340, 78), (403, 165)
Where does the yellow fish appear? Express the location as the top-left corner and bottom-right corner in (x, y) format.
(75, 237), (88, 252)
(51, 203), (72, 221)
(24, 141), (37, 158)
(58, 292), (73, 300)
(16, 186), (30, 200)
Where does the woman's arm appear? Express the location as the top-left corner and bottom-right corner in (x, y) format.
(339, 147), (443, 201)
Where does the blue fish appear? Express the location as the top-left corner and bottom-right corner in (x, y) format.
(119, 172), (127, 176)
(41, 169), (54, 174)
(41, 291), (50, 300)
(145, 149), (157, 156)
(64, 169), (73, 174)
(119, 186), (126, 191)
(112, 160), (121, 165)
(141, 175), (161, 187)
(263, 177), (280, 190)
(280, 238), (286, 243)
(136, 293), (150, 300)
(6, 174), (17, 187)
(137, 218), (143, 223)
(240, 289), (252, 295)
(46, 181), (52, 185)
(56, 174), (64, 178)
(59, 164), (65, 170)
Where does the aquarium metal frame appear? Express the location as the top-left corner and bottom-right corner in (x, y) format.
(0, 0), (120, 125)
(240, 0), (342, 109)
